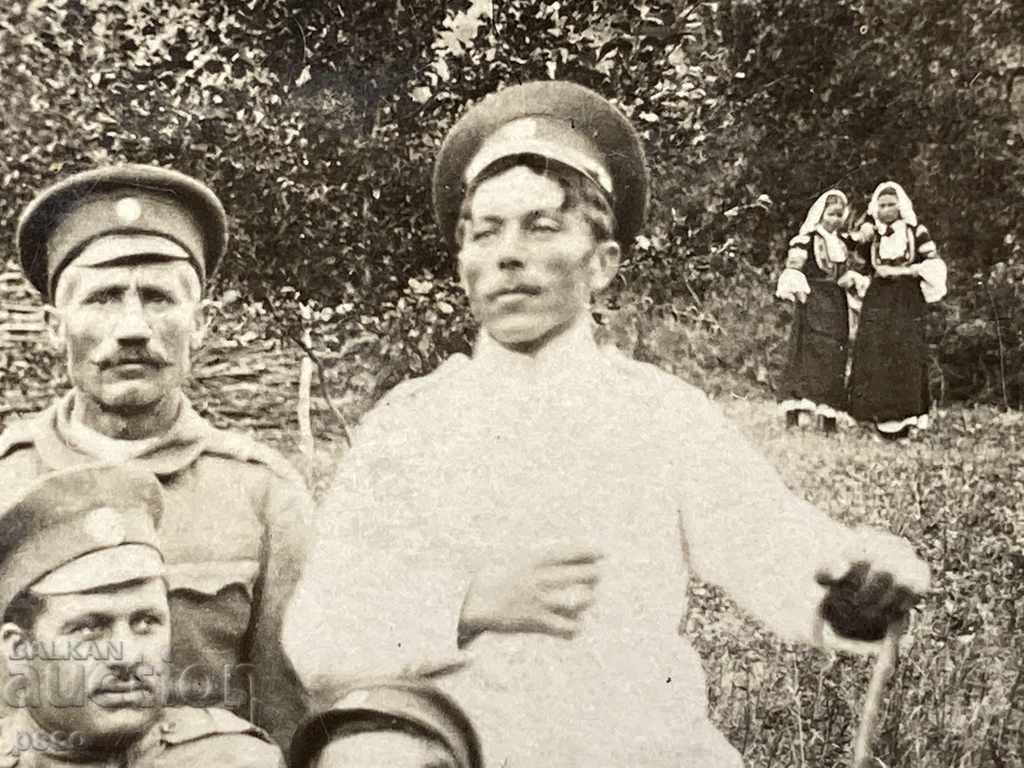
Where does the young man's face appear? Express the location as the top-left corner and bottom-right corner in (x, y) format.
(313, 730), (457, 768)
(457, 165), (619, 353)
(4, 579), (170, 747)
(48, 259), (204, 414)
(876, 193), (901, 225)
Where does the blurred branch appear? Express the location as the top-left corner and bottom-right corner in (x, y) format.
(296, 327), (315, 483)
(288, 330), (352, 448)
(982, 279), (1010, 411)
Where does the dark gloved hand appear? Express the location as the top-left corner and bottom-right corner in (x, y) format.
(816, 561), (921, 642)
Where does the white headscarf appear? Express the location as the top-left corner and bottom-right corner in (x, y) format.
(867, 181), (917, 227)
(799, 189), (848, 235)
(868, 181), (919, 262)
(799, 189), (848, 264)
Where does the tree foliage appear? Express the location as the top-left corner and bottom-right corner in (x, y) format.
(1, 0), (1022, 404)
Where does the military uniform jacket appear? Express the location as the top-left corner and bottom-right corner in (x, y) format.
(0, 394), (311, 748)
(284, 320), (862, 768)
(0, 707), (284, 767)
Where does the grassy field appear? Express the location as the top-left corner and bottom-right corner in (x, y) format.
(693, 399), (1024, 767)
(302, 399), (1022, 767)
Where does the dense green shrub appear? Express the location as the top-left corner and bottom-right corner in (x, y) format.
(1, 1), (1022, 405)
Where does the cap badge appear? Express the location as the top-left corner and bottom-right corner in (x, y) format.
(114, 197), (143, 224)
(83, 507), (127, 546)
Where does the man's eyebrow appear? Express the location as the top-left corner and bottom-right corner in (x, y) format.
(131, 605), (168, 617)
(136, 282), (176, 295)
(475, 207), (561, 219)
(524, 207), (562, 218)
(59, 612), (109, 631)
(81, 283), (124, 298)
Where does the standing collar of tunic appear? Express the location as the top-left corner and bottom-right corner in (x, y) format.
(31, 390), (213, 476)
(472, 316), (606, 386)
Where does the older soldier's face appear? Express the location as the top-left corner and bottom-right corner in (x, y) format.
(48, 259), (205, 413)
(458, 165), (619, 353)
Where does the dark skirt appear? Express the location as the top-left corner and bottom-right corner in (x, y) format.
(780, 279), (849, 411)
(848, 275), (930, 423)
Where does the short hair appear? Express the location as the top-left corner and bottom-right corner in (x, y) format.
(823, 193), (846, 210)
(3, 590), (47, 633)
(454, 155), (617, 249)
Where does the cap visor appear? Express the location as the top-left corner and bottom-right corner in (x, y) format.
(75, 234), (192, 268)
(31, 545), (164, 596)
(464, 137), (614, 194)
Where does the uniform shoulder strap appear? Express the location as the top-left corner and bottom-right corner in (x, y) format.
(201, 429), (304, 483)
(158, 707), (274, 746)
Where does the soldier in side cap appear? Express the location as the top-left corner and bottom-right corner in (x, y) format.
(0, 165), (311, 748)
(283, 82), (931, 766)
(0, 465), (284, 767)
(290, 680), (481, 768)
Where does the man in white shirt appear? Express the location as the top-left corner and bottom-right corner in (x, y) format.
(283, 81), (931, 767)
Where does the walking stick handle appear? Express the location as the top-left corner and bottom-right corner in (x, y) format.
(852, 624), (901, 768)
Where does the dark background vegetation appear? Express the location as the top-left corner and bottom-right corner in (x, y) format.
(2, 0), (1023, 414)
(1, 3), (1023, 766)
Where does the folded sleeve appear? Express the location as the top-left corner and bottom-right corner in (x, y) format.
(914, 224), (938, 259)
(785, 234), (810, 270)
(837, 270), (871, 298)
(775, 268), (811, 302)
(665, 388), (858, 644)
(917, 258), (948, 303)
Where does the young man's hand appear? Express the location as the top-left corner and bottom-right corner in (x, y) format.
(816, 527), (931, 642)
(459, 545), (603, 645)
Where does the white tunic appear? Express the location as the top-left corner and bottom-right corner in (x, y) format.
(284, 321), (859, 767)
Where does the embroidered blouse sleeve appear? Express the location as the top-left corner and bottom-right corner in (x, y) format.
(914, 224), (938, 260)
(776, 235), (811, 300)
(785, 234), (810, 271)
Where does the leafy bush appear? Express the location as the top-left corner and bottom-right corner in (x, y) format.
(1, 0), (1023, 405)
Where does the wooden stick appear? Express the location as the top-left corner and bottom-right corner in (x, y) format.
(297, 328), (315, 485)
(852, 625), (901, 768)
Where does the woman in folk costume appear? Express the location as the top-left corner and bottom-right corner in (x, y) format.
(776, 190), (869, 433)
(848, 181), (947, 438)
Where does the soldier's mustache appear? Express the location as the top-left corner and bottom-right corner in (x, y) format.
(97, 351), (168, 369)
(91, 667), (159, 696)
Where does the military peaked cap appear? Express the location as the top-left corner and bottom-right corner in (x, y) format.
(432, 80), (649, 250)
(16, 164), (227, 300)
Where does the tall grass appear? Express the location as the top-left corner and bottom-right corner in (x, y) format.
(697, 400), (1024, 766)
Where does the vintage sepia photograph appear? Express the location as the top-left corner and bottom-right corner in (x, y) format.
(0, 1), (1022, 766)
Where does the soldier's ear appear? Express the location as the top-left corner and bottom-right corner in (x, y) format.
(456, 253), (471, 295)
(587, 240), (621, 293)
(190, 298), (212, 351)
(1, 623), (29, 673)
(43, 305), (67, 354)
